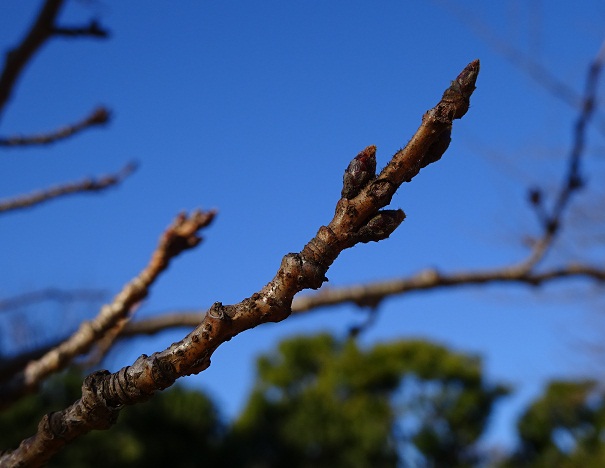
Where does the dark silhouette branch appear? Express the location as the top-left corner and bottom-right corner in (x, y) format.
(0, 0), (108, 125)
(0, 0), (64, 117)
(0, 288), (108, 314)
(520, 38), (605, 270)
(0, 60), (480, 467)
(0, 107), (110, 147)
(433, 1), (605, 135)
(52, 20), (109, 39)
(0, 162), (137, 214)
(0, 210), (216, 409)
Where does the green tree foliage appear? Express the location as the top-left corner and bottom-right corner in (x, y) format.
(0, 334), (508, 467)
(0, 372), (225, 467)
(228, 334), (508, 467)
(502, 380), (605, 468)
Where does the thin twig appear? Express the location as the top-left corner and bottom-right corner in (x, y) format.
(0, 210), (216, 408)
(120, 311), (203, 336)
(0, 60), (479, 467)
(433, 0), (605, 135)
(0, 288), (108, 314)
(52, 20), (109, 39)
(0, 162), (137, 214)
(0, 107), (110, 147)
(519, 38), (605, 271)
(0, 0), (109, 120)
(0, 344), (58, 384)
(0, 0), (64, 117)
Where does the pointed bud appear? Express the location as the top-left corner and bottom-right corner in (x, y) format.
(440, 59), (480, 120)
(356, 209), (405, 243)
(341, 145), (377, 199)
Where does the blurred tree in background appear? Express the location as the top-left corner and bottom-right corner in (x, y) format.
(0, 334), (509, 467)
(2, 1), (605, 466)
(5, 332), (605, 466)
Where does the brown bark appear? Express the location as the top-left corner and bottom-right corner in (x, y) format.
(0, 210), (216, 410)
(0, 163), (136, 214)
(0, 60), (480, 467)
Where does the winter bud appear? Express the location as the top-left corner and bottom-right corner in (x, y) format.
(341, 145), (377, 199)
(356, 209), (405, 243)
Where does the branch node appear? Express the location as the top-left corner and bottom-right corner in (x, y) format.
(149, 356), (177, 390)
(301, 258), (328, 290)
(368, 178), (397, 206)
(207, 302), (231, 321)
(82, 371), (119, 428)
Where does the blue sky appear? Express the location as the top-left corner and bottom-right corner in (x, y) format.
(1, 0), (605, 451)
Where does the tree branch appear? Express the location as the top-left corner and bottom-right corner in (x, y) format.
(0, 210), (216, 409)
(0, 60), (479, 467)
(0, 0), (64, 117)
(119, 41), (605, 342)
(0, 288), (108, 314)
(519, 38), (605, 270)
(0, 107), (110, 147)
(52, 20), (109, 39)
(0, 0), (109, 120)
(121, 311), (203, 337)
(0, 162), (137, 214)
(434, 0), (605, 134)
(118, 262), (605, 337)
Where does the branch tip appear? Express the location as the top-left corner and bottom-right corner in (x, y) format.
(88, 107), (111, 125)
(439, 59), (480, 120)
(0, 106), (112, 147)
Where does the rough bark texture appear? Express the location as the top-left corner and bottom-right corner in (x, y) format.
(0, 60), (479, 468)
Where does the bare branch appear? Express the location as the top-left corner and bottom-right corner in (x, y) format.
(433, 0), (579, 110)
(0, 288), (108, 314)
(117, 47), (605, 343)
(520, 38), (605, 270)
(121, 311), (203, 337)
(120, 263), (605, 337)
(293, 264), (605, 311)
(0, 162), (137, 214)
(0, 107), (110, 147)
(52, 20), (109, 39)
(0, 60), (479, 466)
(0, 338), (66, 383)
(0, 210), (216, 408)
(0, 0), (64, 117)
(0, 0), (109, 120)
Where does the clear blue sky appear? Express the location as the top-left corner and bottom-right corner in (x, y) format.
(1, 0), (605, 451)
